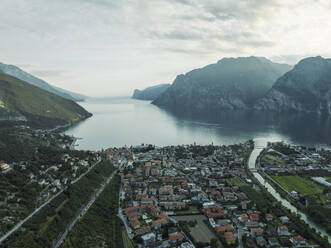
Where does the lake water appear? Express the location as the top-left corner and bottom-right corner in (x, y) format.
(64, 97), (331, 150)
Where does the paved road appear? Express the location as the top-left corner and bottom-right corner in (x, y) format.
(237, 224), (243, 248)
(72, 158), (101, 184)
(54, 170), (117, 248)
(69, 137), (77, 150)
(0, 188), (63, 244)
(118, 182), (134, 240)
(46, 123), (72, 133)
(0, 158), (102, 245)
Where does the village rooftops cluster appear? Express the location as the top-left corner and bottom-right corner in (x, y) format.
(117, 142), (315, 247)
(261, 142), (331, 173)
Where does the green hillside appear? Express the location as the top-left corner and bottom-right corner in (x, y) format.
(0, 73), (91, 128)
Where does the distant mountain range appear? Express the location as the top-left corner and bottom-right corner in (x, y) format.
(0, 73), (91, 129)
(0, 62), (87, 102)
(152, 56), (292, 112)
(152, 56), (331, 115)
(132, 84), (170, 100)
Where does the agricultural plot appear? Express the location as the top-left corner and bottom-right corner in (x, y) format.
(272, 176), (331, 234)
(271, 176), (324, 196)
(122, 227), (134, 248)
(262, 153), (284, 166)
(324, 177), (331, 182)
(174, 215), (217, 244)
(227, 177), (245, 187)
(174, 205), (199, 215)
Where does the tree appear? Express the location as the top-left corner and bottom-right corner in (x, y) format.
(210, 238), (219, 248)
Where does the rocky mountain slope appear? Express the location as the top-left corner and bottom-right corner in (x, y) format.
(0, 73), (91, 128)
(255, 56), (331, 114)
(152, 56), (291, 112)
(132, 84), (170, 100)
(0, 62), (86, 101)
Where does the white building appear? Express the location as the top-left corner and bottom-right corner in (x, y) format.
(203, 201), (215, 209)
(180, 242), (195, 248)
(141, 233), (155, 246)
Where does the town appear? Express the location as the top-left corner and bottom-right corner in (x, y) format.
(112, 142), (331, 248)
(1, 135), (331, 248)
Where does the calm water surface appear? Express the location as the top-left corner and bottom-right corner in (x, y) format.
(64, 97), (331, 150)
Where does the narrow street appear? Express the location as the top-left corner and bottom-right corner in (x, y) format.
(118, 179), (134, 240)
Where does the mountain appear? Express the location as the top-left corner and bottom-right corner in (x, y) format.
(152, 56), (292, 112)
(53, 86), (88, 101)
(0, 73), (92, 128)
(255, 56), (331, 114)
(0, 62), (86, 101)
(132, 84), (170, 100)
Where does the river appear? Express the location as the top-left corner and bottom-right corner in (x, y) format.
(248, 139), (331, 243)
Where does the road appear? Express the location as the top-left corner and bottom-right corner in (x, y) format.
(72, 157), (101, 184)
(45, 123), (72, 133)
(117, 157), (137, 240)
(0, 158), (102, 245)
(0, 187), (64, 244)
(69, 137), (77, 150)
(54, 170), (117, 248)
(118, 182), (134, 240)
(236, 223), (243, 248)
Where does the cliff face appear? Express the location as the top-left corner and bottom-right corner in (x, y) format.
(255, 56), (331, 114)
(152, 57), (291, 112)
(132, 84), (170, 100)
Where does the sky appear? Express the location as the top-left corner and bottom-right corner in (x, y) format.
(1, 0), (331, 97)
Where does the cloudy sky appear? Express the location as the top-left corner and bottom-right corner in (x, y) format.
(1, 0), (331, 96)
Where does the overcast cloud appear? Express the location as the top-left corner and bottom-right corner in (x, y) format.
(0, 0), (330, 96)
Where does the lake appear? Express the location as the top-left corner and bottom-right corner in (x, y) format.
(64, 97), (331, 150)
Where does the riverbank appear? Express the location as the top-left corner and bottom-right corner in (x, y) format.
(248, 140), (331, 245)
(262, 172), (331, 236)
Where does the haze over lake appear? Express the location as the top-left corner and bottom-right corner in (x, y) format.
(64, 97), (331, 150)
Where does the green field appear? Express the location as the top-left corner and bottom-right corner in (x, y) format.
(227, 177), (245, 187)
(271, 176), (324, 196)
(122, 227), (135, 248)
(240, 185), (269, 209)
(272, 176), (331, 235)
(262, 153), (284, 165)
(174, 205), (199, 215)
(174, 215), (218, 244)
(324, 177), (331, 182)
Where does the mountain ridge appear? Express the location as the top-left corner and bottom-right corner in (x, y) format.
(152, 56), (292, 112)
(0, 73), (92, 129)
(255, 56), (331, 114)
(0, 62), (86, 102)
(132, 83), (170, 100)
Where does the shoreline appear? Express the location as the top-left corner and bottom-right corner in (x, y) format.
(48, 113), (92, 133)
